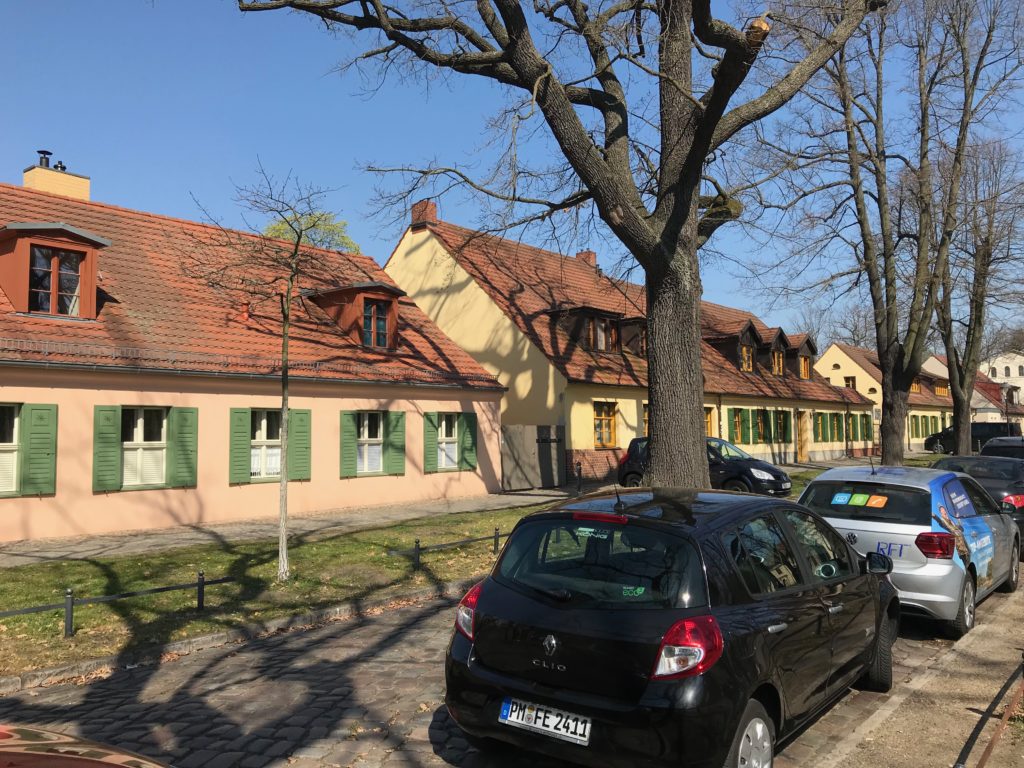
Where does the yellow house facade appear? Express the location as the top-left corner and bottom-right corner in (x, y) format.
(386, 202), (874, 484)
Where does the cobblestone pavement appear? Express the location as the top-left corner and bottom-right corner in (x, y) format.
(0, 593), (976, 768)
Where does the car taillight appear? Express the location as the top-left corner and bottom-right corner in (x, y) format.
(916, 531), (955, 559)
(618, 452), (630, 466)
(455, 581), (483, 641)
(572, 511), (628, 523)
(1002, 494), (1024, 508)
(652, 616), (724, 679)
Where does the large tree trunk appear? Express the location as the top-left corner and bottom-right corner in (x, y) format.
(645, 234), (710, 488)
(879, 373), (909, 465)
(951, 390), (972, 455)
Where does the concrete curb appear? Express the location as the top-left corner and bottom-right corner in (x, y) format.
(0, 578), (479, 696)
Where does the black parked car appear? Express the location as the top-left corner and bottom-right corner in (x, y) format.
(981, 435), (1024, 460)
(924, 422), (1022, 453)
(445, 490), (898, 768)
(932, 455), (1024, 540)
(618, 437), (792, 496)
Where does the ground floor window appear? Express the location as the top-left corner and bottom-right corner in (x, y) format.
(358, 412), (385, 473)
(594, 402), (617, 448)
(0, 405), (18, 493)
(121, 407), (167, 487)
(437, 413), (458, 469)
(704, 407), (713, 437)
(250, 409), (282, 478)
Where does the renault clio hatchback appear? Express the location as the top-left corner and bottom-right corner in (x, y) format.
(800, 466), (1020, 638)
(445, 490), (898, 768)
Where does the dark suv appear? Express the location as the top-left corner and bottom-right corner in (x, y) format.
(925, 422), (1022, 453)
(618, 437), (792, 496)
(445, 490), (898, 768)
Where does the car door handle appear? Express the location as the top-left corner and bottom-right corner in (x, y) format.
(826, 603), (844, 615)
(767, 623), (788, 634)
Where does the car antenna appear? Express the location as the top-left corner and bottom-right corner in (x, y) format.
(613, 484), (626, 513)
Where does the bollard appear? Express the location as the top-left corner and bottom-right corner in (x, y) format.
(197, 570), (206, 611)
(413, 539), (421, 570)
(576, 461), (583, 495)
(63, 588), (74, 638)
(493, 527), (501, 554)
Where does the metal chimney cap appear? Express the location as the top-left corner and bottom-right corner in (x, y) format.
(36, 150), (52, 168)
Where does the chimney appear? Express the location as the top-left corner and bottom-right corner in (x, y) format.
(23, 150), (91, 201)
(575, 249), (597, 267)
(410, 199), (438, 228)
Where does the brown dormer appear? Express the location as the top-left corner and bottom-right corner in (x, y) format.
(785, 336), (818, 379)
(554, 306), (623, 353)
(758, 328), (790, 376)
(0, 222), (110, 320)
(308, 281), (405, 350)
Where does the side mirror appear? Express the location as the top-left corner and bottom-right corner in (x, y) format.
(1002, 501), (1017, 515)
(866, 551), (893, 575)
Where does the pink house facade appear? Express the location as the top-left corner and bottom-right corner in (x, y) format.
(0, 160), (503, 543)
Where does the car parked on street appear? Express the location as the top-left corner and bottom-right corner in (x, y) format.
(980, 435), (1024, 460)
(924, 422), (1021, 454)
(931, 456), (1024, 543)
(445, 489), (899, 768)
(0, 724), (172, 766)
(617, 436), (792, 496)
(799, 466), (1020, 638)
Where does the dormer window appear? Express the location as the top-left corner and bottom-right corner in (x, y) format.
(740, 344), (754, 372)
(771, 350), (784, 376)
(910, 379), (922, 394)
(799, 355), (811, 379)
(593, 316), (614, 351)
(29, 245), (83, 316)
(363, 299), (390, 348)
(935, 382), (949, 397)
(620, 319), (646, 356)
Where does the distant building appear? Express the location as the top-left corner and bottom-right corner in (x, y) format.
(0, 157), (503, 543)
(386, 200), (873, 486)
(922, 355), (1024, 426)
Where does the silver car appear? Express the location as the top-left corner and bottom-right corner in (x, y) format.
(799, 466), (1019, 637)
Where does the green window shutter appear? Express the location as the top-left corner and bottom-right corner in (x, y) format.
(866, 415), (874, 440)
(19, 404), (57, 495)
(740, 409), (751, 444)
(837, 414), (844, 441)
(385, 411), (406, 476)
(784, 411), (793, 443)
(850, 415), (859, 442)
(762, 410), (773, 443)
(423, 412), (439, 474)
(287, 409), (312, 481)
(166, 407), (198, 488)
(93, 405), (122, 492)
(340, 411), (358, 478)
(458, 412), (478, 471)
(813, 413), (820, 442)
(727, 409), (737, 442)
(229, 408), (252, 484)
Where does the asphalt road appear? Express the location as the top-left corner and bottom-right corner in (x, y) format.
(0, 586), (1019, 768)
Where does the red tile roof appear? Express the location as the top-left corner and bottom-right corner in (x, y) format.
(0, 184), (501, 390)
(832, 343), (952, 407)
(424, 220), (870, 405)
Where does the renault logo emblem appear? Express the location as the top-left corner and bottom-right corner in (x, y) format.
(846, 532), (858, 545)
(542, 634), (558, 657)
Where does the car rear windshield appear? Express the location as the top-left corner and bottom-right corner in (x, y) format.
(800, 482), (933, 525)
(495, 517), (707, 609)
(933, 458), (1024, 481)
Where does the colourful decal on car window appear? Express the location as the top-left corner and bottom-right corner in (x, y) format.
(622, 586), (646, 597)
(848, 494), (870, 506)
(577, 528), (609, 540)
(831, 492), (852, 505)
(866, 495), (888, 508)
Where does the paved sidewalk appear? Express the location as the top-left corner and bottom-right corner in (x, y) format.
(0, 489), (571, 569)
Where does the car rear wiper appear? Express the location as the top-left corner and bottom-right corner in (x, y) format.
(527, 584), (573, 602)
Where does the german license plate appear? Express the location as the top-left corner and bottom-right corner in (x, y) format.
(499, 697), (591, 746)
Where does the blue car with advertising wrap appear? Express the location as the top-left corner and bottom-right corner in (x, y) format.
(799, 467), (1019, 638)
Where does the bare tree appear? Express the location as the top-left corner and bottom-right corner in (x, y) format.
(937, 140), (1024, 453)
(743, 0), (1023, 464)
(185, 166), (353, 581)
(237, 0), (884, 486)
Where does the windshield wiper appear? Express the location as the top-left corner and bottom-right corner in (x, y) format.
(527, 584), (573, 602)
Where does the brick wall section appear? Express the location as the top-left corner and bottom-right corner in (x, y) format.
(567, 449), (624, 482)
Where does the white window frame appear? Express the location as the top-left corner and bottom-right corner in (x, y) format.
(251, 409), (282, 479)
(437, 413), (459, 469)
(357, 412), (385, 474)
(0, 404), (19, 494)
(122, 407), (167, 487)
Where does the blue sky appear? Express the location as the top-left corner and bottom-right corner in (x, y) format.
(1, 1), (778, 321)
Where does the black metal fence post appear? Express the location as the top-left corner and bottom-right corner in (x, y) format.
(63, 588), (74, 638)
(493, 527), (500, 554)
(197, 570), (206, 611)
(576, 461), (583, 495)
(413, 539), (421, 570)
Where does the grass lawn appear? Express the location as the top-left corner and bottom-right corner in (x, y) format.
(0, 503), (549, 677)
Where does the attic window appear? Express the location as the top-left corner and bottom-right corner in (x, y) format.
(740, 344), (754, 372)
(910, 379), (922, 394)
(771, 350), (784, 376)
(363, 299), (390, 348)
(799, 355), (811, 380)
(29, 245), (83, 316)
(935, 383), (949, 397)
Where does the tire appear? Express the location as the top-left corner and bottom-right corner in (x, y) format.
(621, 473), (643, 488)
(997, 540), (1019, 593)
(859, 609), (895, 692)
(722, 479), (750, 493)
(947, 574), (976, 639)
(931, 442), (945, 454)
(723, 700), (775, 768)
